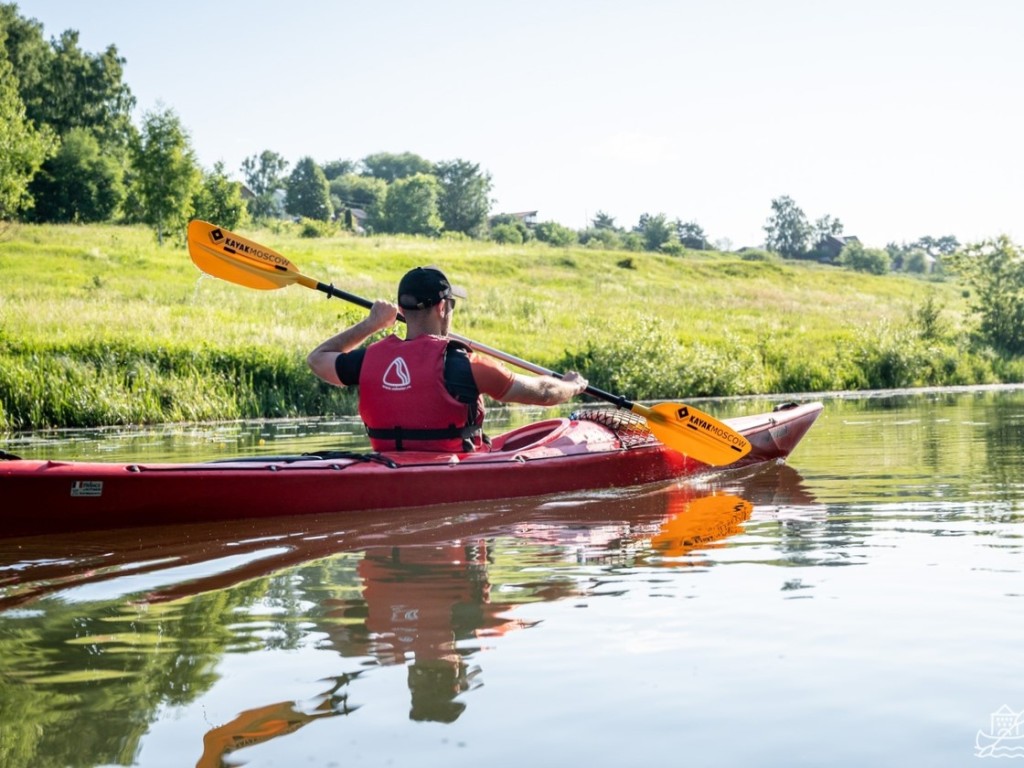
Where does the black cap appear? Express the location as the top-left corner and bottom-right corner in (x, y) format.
(397, 266), (467, 310)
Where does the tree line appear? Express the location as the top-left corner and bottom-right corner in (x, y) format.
(762, 194), (961, 277)
(0, 5), (501, 244)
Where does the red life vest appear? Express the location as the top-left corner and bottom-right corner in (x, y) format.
(358, 334), (485, 452)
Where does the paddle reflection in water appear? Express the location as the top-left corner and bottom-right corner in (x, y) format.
(0, 462), (814, 767)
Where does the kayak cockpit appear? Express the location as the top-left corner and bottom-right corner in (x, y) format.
(490, 419), (571, 452)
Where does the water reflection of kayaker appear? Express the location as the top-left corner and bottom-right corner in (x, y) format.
(324, 542), (533, 723)
(307, 266), (588, 452)
(191, 486), (761, 761)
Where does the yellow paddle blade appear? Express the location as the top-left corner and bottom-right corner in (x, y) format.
(187, 219), (306, 291)
(637, 401), (751, 466)
(651, 493), (753, 556)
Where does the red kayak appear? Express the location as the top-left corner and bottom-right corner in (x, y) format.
(1, 402), (822, 535)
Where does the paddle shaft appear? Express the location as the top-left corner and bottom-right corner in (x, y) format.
(306, 276), (633, 409)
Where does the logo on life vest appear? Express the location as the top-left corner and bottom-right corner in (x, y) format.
(382, 357), (412, 390)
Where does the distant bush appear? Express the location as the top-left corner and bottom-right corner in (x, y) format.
(534, 221), (578, 247)
(839, 241), (891, 275)
(579, 227), (623, 250)
(620, 232), (644, 252)
(299, 217), (336, 238)
(488, 214), (531, 243)
(902, 249), (932, 274)
(490, 223), (523, 245)
(738, 248), (778, 262)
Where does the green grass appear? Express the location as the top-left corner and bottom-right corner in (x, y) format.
(0, 222), (1008, 431)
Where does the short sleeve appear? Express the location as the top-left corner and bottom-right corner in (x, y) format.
(469, 353), (515, 399)
(335, 348), (366, 387)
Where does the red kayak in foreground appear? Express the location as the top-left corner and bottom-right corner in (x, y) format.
(1, 402), (822, 535)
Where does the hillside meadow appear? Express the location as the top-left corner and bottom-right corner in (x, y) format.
(0, 222), (1010, 432)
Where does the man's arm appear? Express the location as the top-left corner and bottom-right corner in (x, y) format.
(307, 300), (398, 386)
(469, 354), (588, 406)
(500, 371), (589, 406)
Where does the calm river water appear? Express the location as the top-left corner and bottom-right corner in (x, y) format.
(2, 388), (1023, 767)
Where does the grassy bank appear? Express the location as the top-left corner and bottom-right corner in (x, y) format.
(0, 222), (1013, 431)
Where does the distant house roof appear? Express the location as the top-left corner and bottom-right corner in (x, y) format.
(826, 234), (859, 247)
(818, 234), (860, 262)
(491, 210), (539, 227)
(343, 207), (369, 234)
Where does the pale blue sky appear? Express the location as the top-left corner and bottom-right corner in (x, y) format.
(15, 0), (1024, 248)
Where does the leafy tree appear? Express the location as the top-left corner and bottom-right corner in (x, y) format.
(0, 4), (50, 118)
(534, 220), (578, 247)
(129, 106), (201, 244)
(634, 213), (674, 252)
(435, 159), (492, 237)
(1, 7), (135, 157)
(285, 156), (333, 221)
(915, 234), (960, 258)
(813, 214), (844, 242)
(592, 211), (619, 231)
(0, 40), (57, 219)
(884, 241), (906, 270)
(361, 151), (432, 183)
(36, 30), (135, 150)
(838, 240), (890, 275)
(27, 127), (123, 222)
(4, 13), (135, 221)
(807, 214), (845, 262)
(887, 235), (958, 273)
(329, 173), (387, 216)
(192, 161), (250, 230)
(676, 220), (708, 250)
(912, 293), (947, 341)
(764, 195), (811, 258)
(240, 150), (288, 219)
(321, 158), (356, 180)
(949, 236), (1024, 355)
(380, 173), (442, 236)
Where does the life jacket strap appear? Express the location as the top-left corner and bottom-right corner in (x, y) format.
(366, 423), (484, 452)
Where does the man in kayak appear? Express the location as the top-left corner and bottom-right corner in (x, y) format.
(307, 265), (588, 452)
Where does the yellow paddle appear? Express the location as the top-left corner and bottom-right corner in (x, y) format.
(186, 219), (752, 466)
